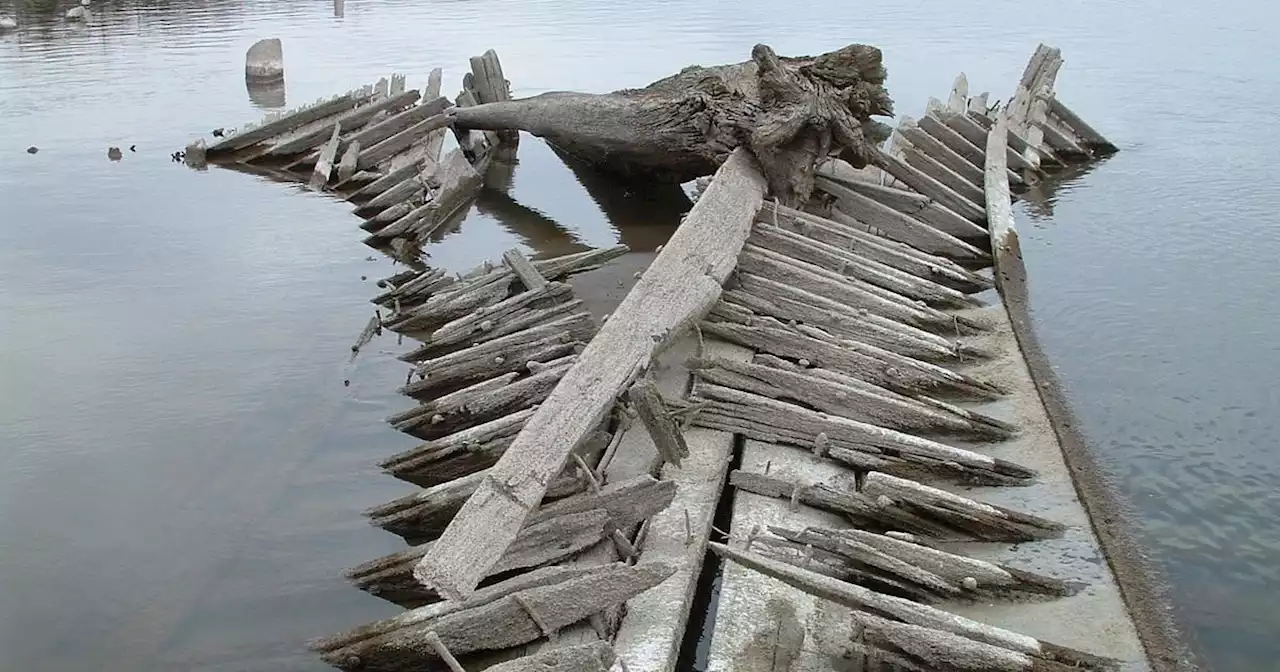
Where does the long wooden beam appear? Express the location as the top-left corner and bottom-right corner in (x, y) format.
(413, 148), (768, 600)
(985, 112), (1017, 293)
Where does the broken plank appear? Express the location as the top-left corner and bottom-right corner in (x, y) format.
(266, 90), (421, 155)
(872, 148), (987, 222)
(1047, 96), (1116, 152)
(310, 122), (342, 189)
(208, 92), (364, 153)
(985, 112), (1019, 295)
(817, 162), (987, 241)
(816, 177), (986, 259)
(413, 148), (767, 601)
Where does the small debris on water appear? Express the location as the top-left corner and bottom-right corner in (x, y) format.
(107, 146), (122, 161)
(360, 275), (367, 281)
(171, 151), (185, 162)
(211, 128), (225, 138)
(343, 379), (350, 387)
(26, 146), (38, 154)
(64, 6), (85, 20)
(129, 145), (136, 152)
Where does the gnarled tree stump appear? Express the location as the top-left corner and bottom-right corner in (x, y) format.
(450, 43), (893, 204)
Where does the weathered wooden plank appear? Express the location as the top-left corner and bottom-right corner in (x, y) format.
(503, 248), (548, 290)
(690, 384), (1030, 484)
(901, 123), (985, 185)
(369, 148), (482, 239)
(471, 49), (519, 145)
(310, 123), (342, 189)
(941, 112), (1037, 172)
(918, 114), (984, 168)
(862, 472), (1064, 540)
(946, 73), (968, 115)
(358, 112), (453, 169)
(710, 544), (1114, 670)
(872, 148), (987, 222)
(1047, 96), (1116, 152)
(985, 113), (1018, 294)
(343, 95), (450, 158)
(350, 509), (609, 607)
(749, 224), (979, 308)
(817, 161), (987, 241)
(735, 247), (984, 334)
(392, 358), (574, 440)
(758, 201), (990, 292)
(901, 144), (986, 206)
(414, 148), (768, 601)
(351, 160), (424, 200)
(266, 90), (421, 155)
(627, 378), (688, 468)
(337, 140), (361, 182)
(1038, 107), (1091, 158)
(817, 177), (987, 260)
(486, 642), (617, 672)
(611, 339), (747, 672)
(690, 356), (1012, 440)
(207, 92), (363, 153)
(716, 285), (982, 363)
(319, 562), (675, 672)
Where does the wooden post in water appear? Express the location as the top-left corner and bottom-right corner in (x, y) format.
(412, 148), (768, 601)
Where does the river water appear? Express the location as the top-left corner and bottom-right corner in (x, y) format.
(0, 0), (1275, 670)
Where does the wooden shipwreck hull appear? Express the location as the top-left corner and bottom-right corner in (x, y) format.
(199, 43), (1157, 672)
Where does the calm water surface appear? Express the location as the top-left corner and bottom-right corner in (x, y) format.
(1, 0), (1276, 669)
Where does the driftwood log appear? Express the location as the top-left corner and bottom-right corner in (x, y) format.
(449, 43), (892, 204)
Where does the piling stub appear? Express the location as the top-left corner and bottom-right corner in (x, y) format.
(245, 38), (285, 83)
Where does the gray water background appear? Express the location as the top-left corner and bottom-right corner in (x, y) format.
(1, 0), (1276, 669)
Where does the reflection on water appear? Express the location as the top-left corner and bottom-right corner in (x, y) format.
(247, 79), (287, 109)
(2, 0), (1279, 669)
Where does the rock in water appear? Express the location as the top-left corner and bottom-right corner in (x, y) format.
(107, 147), (122, 161)
(26, 146), (38, 155)
(0, 16), (17, 30)
(81, 0), (91, 5)
(64, 6), (85, 20)
(245, 38), (284, 83)
(451, 43), (893, 205)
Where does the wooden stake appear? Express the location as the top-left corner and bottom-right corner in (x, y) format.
(502, 248), (548, 290)
(627, 378), (689, 468)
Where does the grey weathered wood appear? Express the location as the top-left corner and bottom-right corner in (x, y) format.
(818, 527), (1072, 597)
(337, 140), (361, 181)
(816, 177), (987, 259)
(690, 384), (1031, 484)
(358, 112), (453, 169)
(710, 543), (1114, 670)
(266, 90), (421, 156)
(872, 148), (986, 222)
(342, 95), (451, 158)
(946, 73), (968, 114)
(758, 201), (989, 291)
(816, 162), (987, 242)
(901, 143), (985, 205)
(735, 248), (984, 335)
(985, 113), (1019, 294)
(350, 509), (609, 607)
(354, 172), (424, 218)
(351, 314), (381, 353)
(208, 92), (364, 153)
(627, 378), (689, 468)
(728, 470), (955, 538)
(364, 467), (589, 542)
(862, 472), (1064, 540)
(407, 284), (577, 357)
(1047, 96), (1116, 152)
(941, 112), (1037, 172)
(319, 562), (675, 672)
(901, 122), (985, 185)
(716, 286), (981, 362)
(699, 317), (1002, 400)
(398, 316), (594, 397)
(414, 148), (767, 601)
(310, 123), (342, 188)
(503, 248), (548, 290)
(1038, 107), (1090, 158)
(750, 223), (979, 309)
(370, 149), (483, 239)
(770, 526), (959, 597)
(690, 356), (1011, 440)
(919, 114), (984, 168)
(380, 408), (535, 492)
(393, 358), (574, 440)
(471, 49), (519, 145)
(352, 160), (425, 200)
(485, 642), (617, 672)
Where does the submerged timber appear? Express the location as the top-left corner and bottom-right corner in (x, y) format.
(199, 42), (1193, 672)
